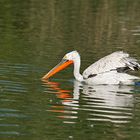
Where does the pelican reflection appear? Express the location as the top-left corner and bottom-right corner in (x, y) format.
(43, 80), (134, 124)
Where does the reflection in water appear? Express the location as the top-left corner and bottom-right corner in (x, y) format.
(43, 80), (134, 125)
(0, 0), (140, 139)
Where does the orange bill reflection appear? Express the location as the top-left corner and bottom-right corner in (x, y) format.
(42, 80), (79, 123)
(43, 80), (72, 101)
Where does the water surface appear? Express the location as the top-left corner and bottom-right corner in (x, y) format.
(0, 1), (140, 140)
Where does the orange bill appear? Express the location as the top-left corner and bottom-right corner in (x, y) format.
(42, 59), (73, 80)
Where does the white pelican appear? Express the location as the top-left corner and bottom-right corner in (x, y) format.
(42, 51), (140, 85)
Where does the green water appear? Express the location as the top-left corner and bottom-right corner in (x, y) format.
(0, 1), (140, 140)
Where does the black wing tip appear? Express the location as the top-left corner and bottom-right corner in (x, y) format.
(134, 64), (140, 71)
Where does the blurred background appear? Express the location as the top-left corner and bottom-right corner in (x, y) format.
(0, 0), (140, 140)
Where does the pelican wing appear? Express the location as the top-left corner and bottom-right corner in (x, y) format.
(83, 51), (140, 79)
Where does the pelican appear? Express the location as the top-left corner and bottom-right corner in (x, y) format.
(42, 51), (140, 85)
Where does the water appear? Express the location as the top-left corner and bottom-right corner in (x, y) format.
(0, 1), (140, 140)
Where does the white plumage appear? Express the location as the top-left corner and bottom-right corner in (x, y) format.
(42, 51), (140, 85)
(83, 51), (139, 78)
(82, 51), (140, 85)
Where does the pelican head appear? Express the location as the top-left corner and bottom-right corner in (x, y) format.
(42, 51), (80, 80)
(63, 50), (80, 61)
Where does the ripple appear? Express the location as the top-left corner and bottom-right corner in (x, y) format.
(0, 131), (20, 135)
(44, 81), (136, 125)
(0, 79), (27, 93)
(131, 26), (140, 36)
(0, 124), (19, 127)
(0, 62), (33, 138)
